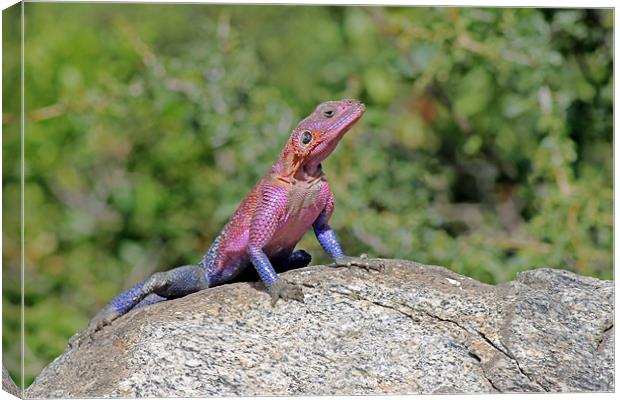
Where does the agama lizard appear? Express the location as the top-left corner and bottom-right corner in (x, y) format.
(70, 99), (381, 346)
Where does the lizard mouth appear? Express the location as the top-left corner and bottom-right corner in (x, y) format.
(324, 101), (366, 136)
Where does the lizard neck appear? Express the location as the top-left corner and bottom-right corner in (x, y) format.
(273, 146), (304, 178)
(272, 151), (323, 184)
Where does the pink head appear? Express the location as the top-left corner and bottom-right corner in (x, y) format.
(280, 99), (366, 175)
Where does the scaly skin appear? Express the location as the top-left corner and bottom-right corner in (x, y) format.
(69, 99), (382, 347)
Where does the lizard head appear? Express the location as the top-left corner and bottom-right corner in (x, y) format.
(285, 99), (365, 174)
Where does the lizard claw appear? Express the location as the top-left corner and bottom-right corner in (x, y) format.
(267, 280), (305, 307)
(332, 256), (385, 272)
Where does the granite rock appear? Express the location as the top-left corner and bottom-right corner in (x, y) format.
(3, 364), (20, 397)
(26, 259), (614, 397)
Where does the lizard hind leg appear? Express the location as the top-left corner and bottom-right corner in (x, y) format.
(273, 249), (312, 273)
(69, 264), (209, 348)
(228, 249), (312, 284)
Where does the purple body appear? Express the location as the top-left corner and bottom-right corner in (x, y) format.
(200, 99), (365, 287)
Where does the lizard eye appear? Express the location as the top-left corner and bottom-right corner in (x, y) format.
(300, 130), (312, 145)
(322, 107), (335, 118)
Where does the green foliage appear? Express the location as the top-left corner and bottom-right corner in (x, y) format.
(3, 4), (612, 386)
(3, 3), (24, 388)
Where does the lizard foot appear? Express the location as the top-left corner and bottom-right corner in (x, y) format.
(266, 280), (304, 307)
(332, 256), (385, 272)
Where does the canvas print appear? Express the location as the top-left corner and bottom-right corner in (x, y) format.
(2, 2), (613, 397)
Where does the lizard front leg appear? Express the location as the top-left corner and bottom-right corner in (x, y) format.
(313, 188), (384, 272)
(248, 185), (304, 306)
(248, 246), (304, 306)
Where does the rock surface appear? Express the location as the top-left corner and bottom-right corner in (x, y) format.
(3, 364), (21, 398)
(26, 259), (614, 397)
